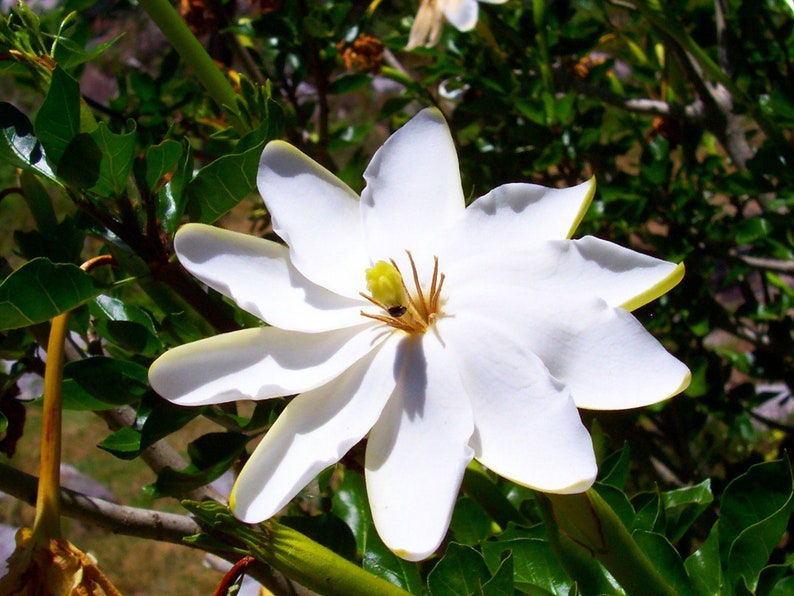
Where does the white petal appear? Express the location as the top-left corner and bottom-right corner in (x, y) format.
(439, 178), (595, 261)
(440, 315), (596, 493)
(443, 0), (479, 31)
(451, 287), (690, 410)
(174, 224), (366, 332)
(407, 0), (442, 49)
(477, 0), (509, 4)
(257, 141), (369, 297)
(148, 324), (387, 406)
(365, 334), (474, 561)
(231, 339), (400, 522)
(361, 109), (465, 267)
(444, 236), (683, 310)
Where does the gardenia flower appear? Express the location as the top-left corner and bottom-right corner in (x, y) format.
(407, 0), (509, 50)
(148, 108), (690, 561)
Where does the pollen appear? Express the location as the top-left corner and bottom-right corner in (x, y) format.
(360, 251), (445, 334)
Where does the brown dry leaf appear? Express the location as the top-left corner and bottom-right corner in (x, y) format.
(0, 528), (123, 596)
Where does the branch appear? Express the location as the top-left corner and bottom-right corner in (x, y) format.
(734, 254), (794, 274)
(552, 68), (703, 120)
(0, 462), (314, 596)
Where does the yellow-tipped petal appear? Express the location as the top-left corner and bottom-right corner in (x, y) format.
(565, 176), (597, 239)
(620, 261), (685, 312)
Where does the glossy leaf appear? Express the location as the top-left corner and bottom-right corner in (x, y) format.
(0, 258), (101, 330)
(89, 295), (163, 356)
(280, 514), (357, 562)
(0, 102), (56, 181)
(449, 496), (494, 546)
(157, 140), (192, 235)
(482, 538), (572, 595)
(145, 138), (182, 191)
(428, 543), (492, 596)
(185, 142), (262, 223)
(720, 459), (794, 591)
(632, 530), (693, 595)
(684, 522), (723, 596)
(661, 480), (713, 543)
(62, 357), (149, 410)
(34, 66), (81, 167)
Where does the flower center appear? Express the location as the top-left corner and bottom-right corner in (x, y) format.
(360, 251), (445, 334)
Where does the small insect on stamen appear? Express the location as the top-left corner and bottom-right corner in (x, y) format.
(387, 305), (408, 318)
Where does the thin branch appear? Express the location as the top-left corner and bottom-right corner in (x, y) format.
(734, 254), (794, 274)
(552, 68), (703, 120)
(0, 462), (312, 596)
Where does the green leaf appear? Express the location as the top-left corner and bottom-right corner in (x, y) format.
(62, 356), (150, 410)
(481, 551), (514, 596)
(449, 496), (494, 545)
(19, 170), (57, 234)
(633, 531), (694, 595)
(720, 458), (794, 591)
(88, 121), (137, 196)
(98, 426), (142, 459)
(0, 258), (102, 330)
(482, 538), (572, 595)
(185, 142), (262, 223)
(145, 139), (183, 191)
(34, 66), (81, 167)
(661, 480), (713, 543)
(599, 444), (631, 489)
(59, 122), (136, 196)
(89, 295), (162, 356)
(157, 140), (192, 235)
(428, 543), (492, 596)
(328, 73), (372, 94)
(684, 521), (723, 596)
(0, 102), (57, 181)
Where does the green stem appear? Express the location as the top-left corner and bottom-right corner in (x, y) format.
(543, 489), (676, 596)
(137, 0), (246, 134)
(255, 521), (411, 596)
(30, 312), (69, 542)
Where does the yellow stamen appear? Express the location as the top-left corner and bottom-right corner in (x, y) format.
(360, 251), (445, 334)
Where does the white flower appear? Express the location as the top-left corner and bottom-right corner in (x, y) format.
(148, 108), (690, 561)
(407, 0), (509, 50)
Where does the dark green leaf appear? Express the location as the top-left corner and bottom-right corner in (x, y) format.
(684, 522), (723, 596)
(428, 543), (491, 596)
(62, 357), (149, 410)
(34, 66), (81, 167)
(599, 444), (631, 489)
(57, 132), (101, 189)
(328, 73), (372, 94)
(481, 551), (514, 596)
(98, 426), (142, 459)
(89, 295), (162, 356)
(157, 141), (192, 235)
(88, 121), (137, 196)
(633, 530), (694, 595)
(185, 142), (261, 223)
(720, 459), (794, 591)
(482, 538), (572, 595)
(19, 170), (57, 234)
(449, 496), (494, 545)
(0, 258), (102, 330)
(662, 480), (713, 543)
(0, 102), (56, 181)
(145, 139), (183, 191)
